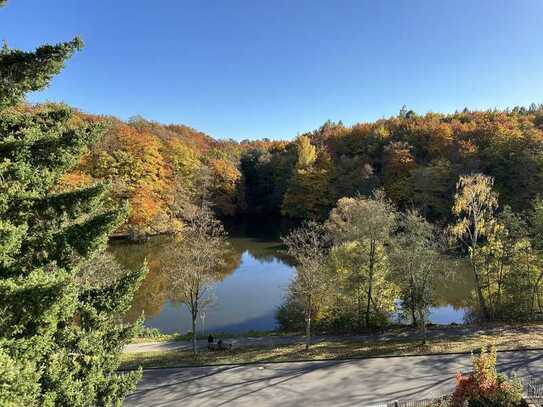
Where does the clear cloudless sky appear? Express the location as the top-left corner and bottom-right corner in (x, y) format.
(2, 0), (543, 140)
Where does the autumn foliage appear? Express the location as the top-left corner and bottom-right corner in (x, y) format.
(238, 108), (543, 224)
(64, 115), (247, 236)
(57, 104), (543, 236)
(451, 347), (524, 406)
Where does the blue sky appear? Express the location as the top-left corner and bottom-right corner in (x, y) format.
(2, 0), (542, 140)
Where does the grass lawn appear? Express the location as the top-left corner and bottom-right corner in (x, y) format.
(131, 329), (280, 344)
(121, 325), (543, 369)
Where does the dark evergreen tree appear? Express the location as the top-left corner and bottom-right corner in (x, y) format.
(0, 3), (144, 405)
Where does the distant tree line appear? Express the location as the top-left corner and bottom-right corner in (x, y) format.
(241, 107), (543, 223)
(55, 104), (543, 238)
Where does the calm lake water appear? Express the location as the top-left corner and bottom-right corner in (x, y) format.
(110, 216), (475, 334)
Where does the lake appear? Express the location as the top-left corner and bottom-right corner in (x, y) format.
(111, 216), (475, 334)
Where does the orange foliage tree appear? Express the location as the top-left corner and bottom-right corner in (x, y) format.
(451, 346), (524, 406)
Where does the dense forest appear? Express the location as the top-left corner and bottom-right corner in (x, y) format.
(38, 103), (543, 336)
(58, 104), (543, 236)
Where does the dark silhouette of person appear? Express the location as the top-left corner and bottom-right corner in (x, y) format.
(208, 334), (214, 344)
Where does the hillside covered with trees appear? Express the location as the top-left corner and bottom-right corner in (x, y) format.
(59, 104), (543, 236)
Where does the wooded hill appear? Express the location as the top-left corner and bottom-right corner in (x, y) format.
(61, 104), (543, 236)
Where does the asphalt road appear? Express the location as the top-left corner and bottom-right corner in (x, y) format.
(123, 350), (543, 406)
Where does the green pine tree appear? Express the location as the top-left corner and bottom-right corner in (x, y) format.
(0, 4), (144, 405)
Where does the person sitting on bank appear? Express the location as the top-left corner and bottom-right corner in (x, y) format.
(208, 338), (231, 351)
(207, 334), (214, 350)
(217, 339), (232, 350)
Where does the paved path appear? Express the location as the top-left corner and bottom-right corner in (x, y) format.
(124, 350), (543, 406)
(125, 324), (543, 354)
(125, 334), (307, 353)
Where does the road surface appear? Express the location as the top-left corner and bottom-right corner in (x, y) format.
(124, 350), (543, 406)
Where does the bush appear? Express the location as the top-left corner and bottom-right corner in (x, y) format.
(276, 301), (305, 332)
(428, 396), (453, 406)
(276, 297), (392, 334)
(451, 346), (526, 407)
(137, 326), (166, 338)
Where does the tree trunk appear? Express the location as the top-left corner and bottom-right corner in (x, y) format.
(418, 310), (427, 346)
(366, 241), (375, 329)
(473, 269), (489, 320)
(531, 271), (543, 317)
(192, 313), (197, 357)
(366, 283), (372, 329)
(357, 289), (363, 332)
(410, 278), (417, 327)
(305, 316), (311, 350)
(496, 260), (505, 313)
(470, 255), (489, 320)
(305, 295), (312, 350)
(470, 218), (490, 320)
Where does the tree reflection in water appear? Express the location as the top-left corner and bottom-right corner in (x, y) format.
(111, 216), (477, 333)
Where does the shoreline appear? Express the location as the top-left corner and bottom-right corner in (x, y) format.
(122, 322), (543, 369)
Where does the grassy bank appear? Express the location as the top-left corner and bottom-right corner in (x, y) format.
(121, 325), (543, 369)
(131, 328), (280, 344)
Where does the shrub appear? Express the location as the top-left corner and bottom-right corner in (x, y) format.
(276, 300), (305, 332)
(451, 346), (525, 407)
(428, 396), (453, 406)
(137, 326), (166, 338)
